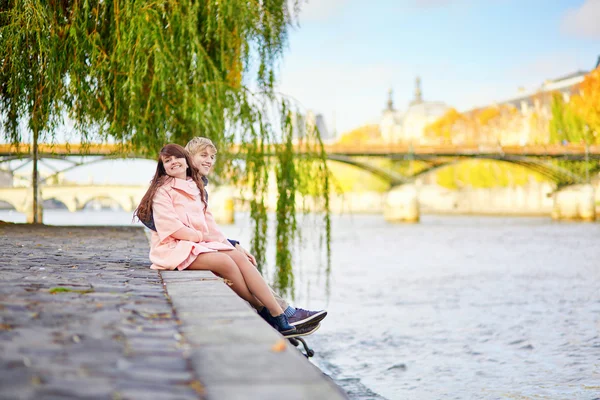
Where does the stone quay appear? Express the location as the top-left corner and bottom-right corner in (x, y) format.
(0, 224), (346, 400)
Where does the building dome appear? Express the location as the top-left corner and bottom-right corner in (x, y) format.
(379, 77), (449, 144)
(380, 88), (404, 142)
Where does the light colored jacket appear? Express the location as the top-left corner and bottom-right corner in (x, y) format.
(149, 177), (233, 270)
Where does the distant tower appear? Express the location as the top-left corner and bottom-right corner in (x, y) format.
(332, 110), (337, 141)
(381, 87), (399, 143)
(315, 114), (330, 142)
(386, 87), (395, 111)
(411, 76), (423, 105)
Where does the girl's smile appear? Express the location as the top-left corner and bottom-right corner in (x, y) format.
(162, 155), (188, 179)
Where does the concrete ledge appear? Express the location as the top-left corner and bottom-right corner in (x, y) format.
(161, 271), (347, 400)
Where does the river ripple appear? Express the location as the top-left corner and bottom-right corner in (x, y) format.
(288, 214), (600, 399)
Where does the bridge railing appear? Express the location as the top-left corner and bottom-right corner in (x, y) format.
(2, 142), (600, 157)
(320, 143), (600, 156)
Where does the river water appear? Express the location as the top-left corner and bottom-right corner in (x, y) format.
(2, 210), (599, 399)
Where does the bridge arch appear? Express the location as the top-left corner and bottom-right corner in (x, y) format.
(39, 156), (154, 184)
(327, 154), (589, 189)
(43, 198), (70, 210)
(0, 192), (25, 212)
(80, 196), (126, 212)
(326, 155), (411, 186)
(1, 154), (155, 184)
(407, 156), (585, 187)
(0, 200), (16, 211)
(41, 185), (145, 213)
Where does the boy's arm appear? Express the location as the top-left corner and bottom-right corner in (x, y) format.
(140, 212), (157, 231)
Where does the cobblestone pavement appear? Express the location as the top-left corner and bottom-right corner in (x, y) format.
(0, 224), (202, 400)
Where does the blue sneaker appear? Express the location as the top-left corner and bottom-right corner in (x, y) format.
(258, 308), (297, 335)
(288, 308), (327, 328)
(258, 307), (273, 326)
(271, 313), (296, 336)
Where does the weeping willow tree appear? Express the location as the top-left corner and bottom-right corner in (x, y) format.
(0, 0), (331, 295)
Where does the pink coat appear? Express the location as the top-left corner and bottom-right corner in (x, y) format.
(149, 177), (234, 270)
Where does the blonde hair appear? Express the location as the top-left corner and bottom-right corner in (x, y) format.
(185, 137), (217, 156)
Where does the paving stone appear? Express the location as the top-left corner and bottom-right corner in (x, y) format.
(161, 270), (216, 281)
(0, 366), (34, 393)
(33, 376), (113, 399)
(118, 355), (190, 371)
(189, 343), (325, 385)
(169, 290), (253, 317)
(115, 383), (200, 400)
(181, 316), (282, 345)
(118, 366), (194, 383)
(0, 225), (203, 400)
(0, 386), (35, 400)
(205, 382), (346, 400)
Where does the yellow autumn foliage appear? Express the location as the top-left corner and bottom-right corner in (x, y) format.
(337, 124), (381, 145)
(571, 66), (600, 142)
(477, 107), (500, 125)
(424, 108), (464, 142)
(436, 160), (546, 189)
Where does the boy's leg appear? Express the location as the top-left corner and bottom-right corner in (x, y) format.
(269, 285), (290, 311)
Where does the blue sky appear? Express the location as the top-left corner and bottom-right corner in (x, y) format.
(276, 0), (600, 135)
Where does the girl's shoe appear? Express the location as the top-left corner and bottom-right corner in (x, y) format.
(271, 313), (296, 336)
(258, 307), (273, 325)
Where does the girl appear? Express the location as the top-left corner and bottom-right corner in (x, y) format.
(135, 144), (296, 335)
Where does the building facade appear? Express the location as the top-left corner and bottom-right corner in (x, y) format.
(380, 77), (449, 144)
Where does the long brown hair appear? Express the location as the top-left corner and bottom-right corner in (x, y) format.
(134, 144), (207, 223)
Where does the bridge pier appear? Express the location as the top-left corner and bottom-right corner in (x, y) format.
(551, 184), (596, 222)
(24, 199), (43, 224)
(60, 197), (79, 213)
(384, 184), (420, 223)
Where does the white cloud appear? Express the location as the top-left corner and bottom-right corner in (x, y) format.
(562, 0), (600, 38)
(296, 0), (350, 22)
(277, 62), (412, 134)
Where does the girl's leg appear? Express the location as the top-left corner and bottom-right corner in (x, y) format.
(222, 250), (284, 317)
(187, 252), (262, 309)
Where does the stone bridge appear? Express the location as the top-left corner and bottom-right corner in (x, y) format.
(0, 185), (147, 214)
(2, 142), (598, 223)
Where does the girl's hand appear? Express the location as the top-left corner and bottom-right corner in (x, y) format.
(235, 244), (257, 267)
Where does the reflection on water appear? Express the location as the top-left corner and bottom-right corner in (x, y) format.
(2, 210), (599, 399)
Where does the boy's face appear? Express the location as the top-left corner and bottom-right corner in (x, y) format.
(191, 147), (216, 176)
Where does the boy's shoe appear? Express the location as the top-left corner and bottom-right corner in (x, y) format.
(283, 322), (321, 339)
(288, 308), (327, 329)
(271, 313), (296, 336)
